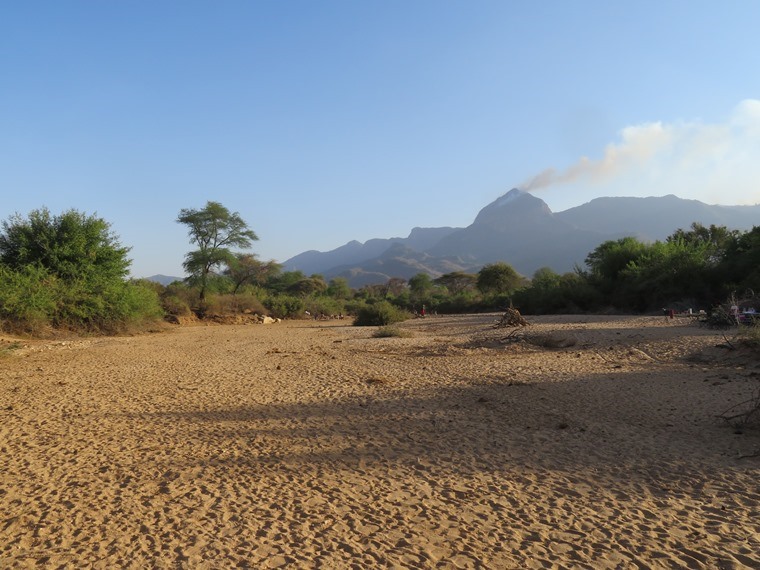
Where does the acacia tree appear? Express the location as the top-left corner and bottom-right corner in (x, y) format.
(476, 262), (524, 296)
(434, 271), (477, 295)
(326, 277), (352, 300)
(177, 201), (258, 301)
(288, 275), (328, 297)
(224, 253), (281, 295)
(408, 273), (434, 296)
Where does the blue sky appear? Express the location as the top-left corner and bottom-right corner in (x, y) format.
(2, 2), (760, 278)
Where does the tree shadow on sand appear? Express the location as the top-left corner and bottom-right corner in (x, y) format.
(124, 365), (759, 486)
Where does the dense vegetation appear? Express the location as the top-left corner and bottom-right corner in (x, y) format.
(1, 201), (758, 336)
(157, 221), (759, 324)
(0, 208), (162, 334)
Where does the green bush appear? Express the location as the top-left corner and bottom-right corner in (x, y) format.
(435, 293), (480, 314)
(264, 294), (305, 319)
(354, 301), (410, 326)
(160, 281), (197, 316)
(305, 296), (345, 318)
(53, 277), (164, 333)
(344, 299), (369, 315)
(0, 266), (164, 335)
(0, 265), (57, 334)
(0, 208), (165, 334)
(161, 295), (192, 317)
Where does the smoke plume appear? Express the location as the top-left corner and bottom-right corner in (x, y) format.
(520, 99), (760, 207)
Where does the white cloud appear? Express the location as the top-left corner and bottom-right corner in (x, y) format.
(523, 100), (760, 209)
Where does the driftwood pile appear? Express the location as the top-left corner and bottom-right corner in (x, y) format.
(493, 308), (529, 328)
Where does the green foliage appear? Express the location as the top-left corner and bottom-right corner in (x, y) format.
(385, 277), (407, 297)
(719, 226), (760, 294)
(513, 268), (600, 314)
(408, 273), (433, 296)
(287, 276), (327, 297)
(0, 209), (162, 334)
(353, 301), (410, 326)
(668, 222), (739, 263)
(476, 262), (524, 296)
(224, 253), (281, 294)
(585, 237), (649, 295)
(0, 265), (57, 334)
(344, 298), (370, 316)
(0, 208), (131, 281)
(266, 270), (306, 294)
(304, 296), (345, 318)
(619, 238), (714, 311)
(161, 295), (192, 317)
(356, 283), (390, 300)
(0, 266), (163, 335)
(160, 281), (196, 316)
(434, 271), (477, 295)
(582, 229), (735, 312)
(264, 294), (306, 319)
(434, 292), (481, 314)
(408, 273), (437, 310)
(52, 277), (163, 333)
(177, 201), (258, 300)
(532, 267), (562, 289)
(326, 277), (353, 300)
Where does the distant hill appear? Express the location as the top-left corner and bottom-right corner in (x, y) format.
(283, 190), (760, 287)
(143, 274), (184, 286)
(555, 194), (760, 240)
(284, 226), (458, 277)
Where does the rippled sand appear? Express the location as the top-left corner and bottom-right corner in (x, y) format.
(1, 314), (758, 568)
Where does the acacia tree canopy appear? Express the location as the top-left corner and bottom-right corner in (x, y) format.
(434, 271), (477, 295)
(177, 201), (258, 300)
(224, 253), (281, 294)
(476, 262), (523, 296)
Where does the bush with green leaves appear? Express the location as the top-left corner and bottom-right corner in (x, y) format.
(0, 208), (130, 281)
(264, 294), (306, 319)
(0, 208), (164, 334)
(435, 292), (481, 314)
(50, 277), (163, 333)
(304, 296), (345, 318)
(0, 266), (163, 334)
(159, 281), (196, 316)
(353, 301), (410, 326)
(0, 265), (57, 334)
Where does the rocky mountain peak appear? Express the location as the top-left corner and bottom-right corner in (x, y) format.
(472, 188), (553, 229)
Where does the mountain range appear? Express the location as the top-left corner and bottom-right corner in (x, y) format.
(283, 190), (760, 287)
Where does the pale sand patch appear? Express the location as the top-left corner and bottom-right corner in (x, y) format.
(1, 314), (758, 568)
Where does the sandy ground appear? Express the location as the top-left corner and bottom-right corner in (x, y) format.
(1, 313), (758, 569)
